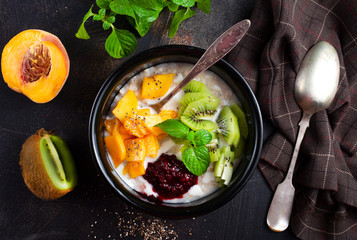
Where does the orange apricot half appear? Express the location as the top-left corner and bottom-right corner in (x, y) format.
(1, 29), (70, 103)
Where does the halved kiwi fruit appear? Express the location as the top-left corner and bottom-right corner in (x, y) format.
(19, 129), (77, 200)
(217, 106), (240, 147)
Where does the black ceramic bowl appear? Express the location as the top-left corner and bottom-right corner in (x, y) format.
(89, 45), (263, 217)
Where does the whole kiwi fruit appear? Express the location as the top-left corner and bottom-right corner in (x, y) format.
(19, 129), (77, 200)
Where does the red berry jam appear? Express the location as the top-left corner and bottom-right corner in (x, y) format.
(143, 153), (198, 200)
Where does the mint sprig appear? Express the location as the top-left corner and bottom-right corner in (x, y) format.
(156, 119), (212, 176)
(76, 0), (211, 58)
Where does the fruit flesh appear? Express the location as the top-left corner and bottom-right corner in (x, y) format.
(1, 29), (70, 103)
(19, 129), (77, 200)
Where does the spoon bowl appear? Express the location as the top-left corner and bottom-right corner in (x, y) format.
(266, 41), (340, 232)
(295, 41), (340, 114)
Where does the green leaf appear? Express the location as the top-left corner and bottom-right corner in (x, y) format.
(130, 0), (166, 22)
(105, 27), (137, 58)
(196, 0), (211, 14)
(106, 15), (116, 23)
(126, 14), (153, 37)
(110, 0), (135, 18)
(103, 21), (111, 30)
(172, 0), (195, 7)
(75, 6), (95, 39)
(194, 129), (212, 146)
(99, 8), (106, 18)
(155, 119), (189, 139)
(96, 0), (112, 9)
(167, 2), (179, 11)
(187, 130), (196, 146)
(93, 14), (103, 21)
(182, 146), (210, 176)
(169, 8), (196, 38)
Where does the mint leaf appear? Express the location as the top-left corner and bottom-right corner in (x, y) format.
(110, 0), (135, 18)
(172, 0), (195, 7)
(167, 2), (179, 11)
(93, 15), (103, 21)
(126, 14), (153, 37)
(106, 15), (116, 23)
(155, 119), (189, 139)
(194, 129), (212, 146)
(105, 27), (137, 58)
(75, 6), (95, 39)
(103, 21), (111, 30)
(110, 0), (153, 36)
(99, 8), (106, 18)
(96, 0), (111, 9)
(182, 146), (210, 176)
(187, 130), (196, 146)
(169, 8), (196, 38)
(130, 0), (166, 22)
(196, 0), (211, 14)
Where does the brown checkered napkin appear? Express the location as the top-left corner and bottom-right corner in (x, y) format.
(228, 0), (357, 239)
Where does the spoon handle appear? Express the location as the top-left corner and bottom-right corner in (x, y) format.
(266, 112), (312, 232)
(150, 19), (251, 112)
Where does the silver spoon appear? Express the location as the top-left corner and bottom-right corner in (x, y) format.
(149, 19), (251, 113)
(266, 41), (340, 232)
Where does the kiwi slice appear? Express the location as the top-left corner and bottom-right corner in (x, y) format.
(19, 129), (77, 200)
(178, 92), (213, 118)
(183, 80), (210, 93)
(206, 139), (220, 162)
(214, 146), (235, 186)
(217, 106), (240, 147)
(182, 97), (220, 117)
(181, 115), (218, 132)
(179, 92), (213, 108)
(231, 103), (248, 139)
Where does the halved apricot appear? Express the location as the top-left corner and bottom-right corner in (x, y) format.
(1, 29), (70, 103)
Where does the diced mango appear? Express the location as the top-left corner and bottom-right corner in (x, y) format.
(157, 133), (168, 140)
(144, 134), (159, 158)
(159, 110), (178, 121)
(118, 122), (133, 140)
(104, 118), (120, 134)
(141, 74), (175, 99)
(143, 114), (165, 136)
(121, 114), (147, 138)
(124, 138), (146, 162)
(112, 90), (138, 122)
(123, 161), (145, 178)
(104, 132), (126, 168)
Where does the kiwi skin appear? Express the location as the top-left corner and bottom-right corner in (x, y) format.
(19, 129), (72, 200)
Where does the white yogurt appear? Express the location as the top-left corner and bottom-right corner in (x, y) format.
(105, 63), (239, 203)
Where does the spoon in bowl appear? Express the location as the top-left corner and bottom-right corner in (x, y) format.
(149, 19), (251, 113)
(266, 41), (340, 232)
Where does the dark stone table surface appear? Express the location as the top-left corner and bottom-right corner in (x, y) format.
(0, 1), (298, 239)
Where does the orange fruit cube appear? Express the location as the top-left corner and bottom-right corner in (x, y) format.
(124, 138), (146, 162)
(104, 132), (126, 168)
(141, 74), (175, 99)
(123, 161), (145, 178)
(144, 134), (159, 158)
(112, 90), (138, 122)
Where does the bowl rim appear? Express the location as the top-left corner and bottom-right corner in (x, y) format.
(88, 44), (263, 217)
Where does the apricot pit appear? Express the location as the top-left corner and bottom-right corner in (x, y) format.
(1, 29), (70, 103)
